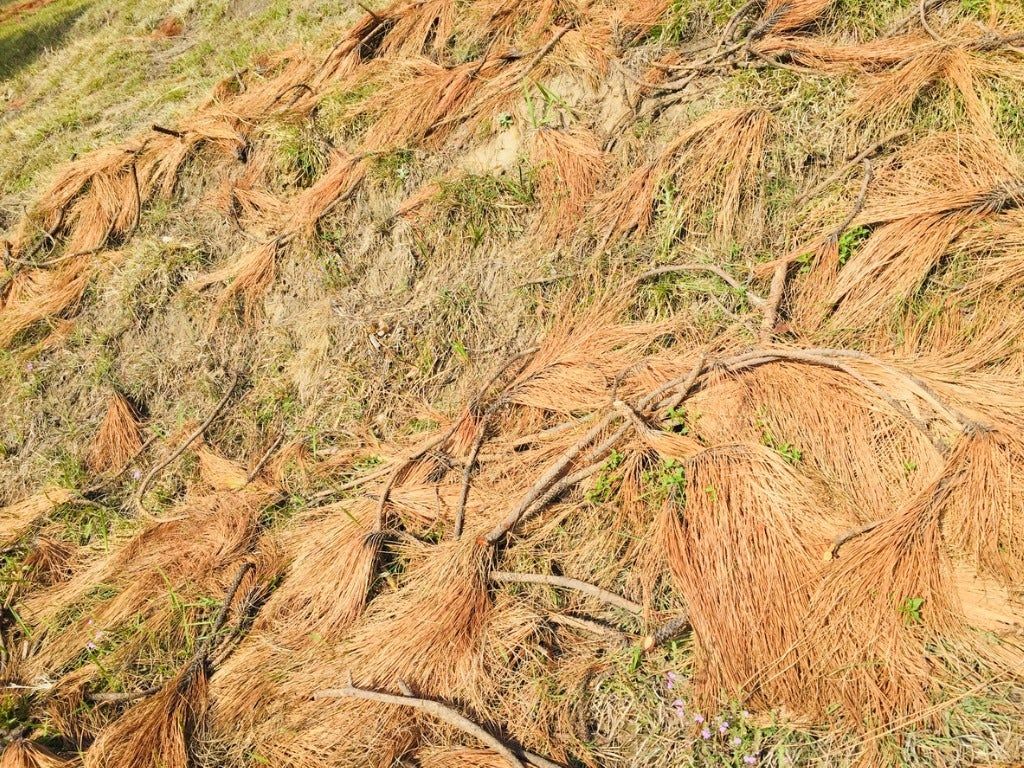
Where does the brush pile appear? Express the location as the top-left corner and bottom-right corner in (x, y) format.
(2, 0), (1024, 765)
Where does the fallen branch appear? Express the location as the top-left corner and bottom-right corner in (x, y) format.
(454, 415), (491, 540)
(634, 263), (766, 309)
(547, 613), (630, 645)
(151, 124), (185, 139)
(641, 614), (692, 652)
(759, 259), (789, 342)
(309, 462), (395, 501)
(825, 520), (882, 561)
(887, 0), (944, 34)
(133, 372), (240, 515)
(314, 679), (531, 768)
(88, 562), (254, 705)
(793, 130), (907, 208)
(708, 346), (972, 446)
(244, 431), (286, 485)
(490, 570), (642, 615)
(483, 412), (621, 545)
(829, 158), (874, 240)
(918, 0), (945, 43)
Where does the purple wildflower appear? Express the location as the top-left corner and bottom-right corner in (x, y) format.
(743, 757), (757, 766)
(731, 737), (742, 747)
(693, 713), (704, 724)
(86, 641), (97, 652)
(132, 468), (142, 480)
(700, 728), (711, 740)
(719, 723), (729, 735)
(666, 671), (677, 690)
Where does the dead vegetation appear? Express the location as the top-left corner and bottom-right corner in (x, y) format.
(2, 0), (1024, 765)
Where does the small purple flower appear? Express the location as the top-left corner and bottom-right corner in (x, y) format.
(731, 737), (742, 747)
(719, 723), (729, 735)
(700, 728), (711, 740)
(741, 710), (751, 719)
(85, 641), (97, 652)
(693, 713), (704, 724)
(744, 757), (757, 766)
(25, 362), (34, 373)
(666, 671), (677, 690)
(132, 468), (142, 480)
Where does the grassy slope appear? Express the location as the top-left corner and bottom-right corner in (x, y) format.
(2, 0), (1024, 766)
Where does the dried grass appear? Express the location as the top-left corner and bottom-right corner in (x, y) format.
(802, 447), (967, 727)
(530, 128), (607, 244)
(0, 488), (74, 548)
(83, 666), (207, 768)
(590, 107), (771, 244)
(662, 445), (834, 713)
(0, 740), (71, 768)
(86, 393), (143, 475)
(805, 134), (1024, 329)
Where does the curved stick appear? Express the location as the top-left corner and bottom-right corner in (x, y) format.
(825, 520), (882, 561)
(313, 681), (529, 768)
(133, 372), (240, 515)
(633, 263), (766, 309)
(793, 130), (907, 208)
(490, 571), (642, 615)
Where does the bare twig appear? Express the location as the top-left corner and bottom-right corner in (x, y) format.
(354, 0), (382, 23)
(133, 372), (240, 516)
(829, 158), (874, 240)
(454, 344), (539, 537)
(152, 124), (185, 139)
(483, 411), (620, 545)
(523, 26), (571, 77)
(88, 562), (255, 705)
(245, 431), (285, 485)
(309, 462), (395, 501)
(759, 260), (789, 342)
(721, 0), (760, 43)
(641, 614), (692, 652)
(707, 347), (973, 445)
(88, 686), (161, 705)
(646, 351), (710, 411)
(313, 680), (529, 768)
(825, 520), (882, 560)
(197, 562), (255, 658)
(490, 571), (642, 615)
(793, 130), (908, 207)
(634, 263), (766, 309)
(511, 420), (579, 447)
(919, 0), (945, 43)
(547, 613), (630, 645)
(887, 0), (944, 34)
(454, 417), (491, 540)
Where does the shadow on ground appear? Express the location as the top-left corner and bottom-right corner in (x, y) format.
(0, 0), (90, 81)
